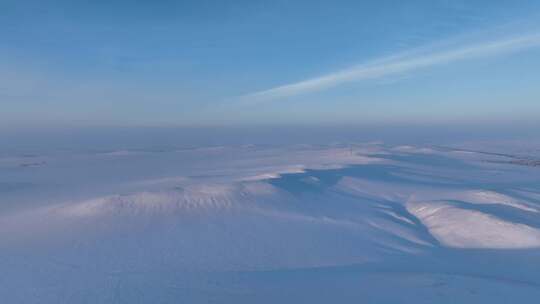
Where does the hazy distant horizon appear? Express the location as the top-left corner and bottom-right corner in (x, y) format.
(1, 121), (539, 150)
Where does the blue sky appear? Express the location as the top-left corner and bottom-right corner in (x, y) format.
(1, 0), (540, 127)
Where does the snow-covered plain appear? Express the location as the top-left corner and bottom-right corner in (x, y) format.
(2, 136), (540, 303)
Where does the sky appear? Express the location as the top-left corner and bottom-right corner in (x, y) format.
(1, 0), (540, 127)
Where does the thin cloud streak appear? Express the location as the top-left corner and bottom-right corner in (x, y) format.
(241, 32), (540, 103)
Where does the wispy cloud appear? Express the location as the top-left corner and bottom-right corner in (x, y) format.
(241, 32), (540, 103)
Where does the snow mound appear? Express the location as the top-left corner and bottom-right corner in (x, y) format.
(54, 182), (281, 218)
(461, 190), (539, 213)
(408, 201), (540, 249)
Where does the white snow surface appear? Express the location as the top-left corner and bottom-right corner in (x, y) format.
(2, 142), (540, 303)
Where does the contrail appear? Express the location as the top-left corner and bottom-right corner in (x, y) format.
(240, 32), (540, 103)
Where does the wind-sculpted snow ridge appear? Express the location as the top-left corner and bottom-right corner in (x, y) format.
(2, 142), (540, 303)
(55, 183), (271, 217)
(407, 200), (540, 248)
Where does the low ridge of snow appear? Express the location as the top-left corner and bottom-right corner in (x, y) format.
(408, 200), (540, 248)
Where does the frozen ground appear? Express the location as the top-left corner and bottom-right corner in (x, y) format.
(2, 134), (540, 303)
